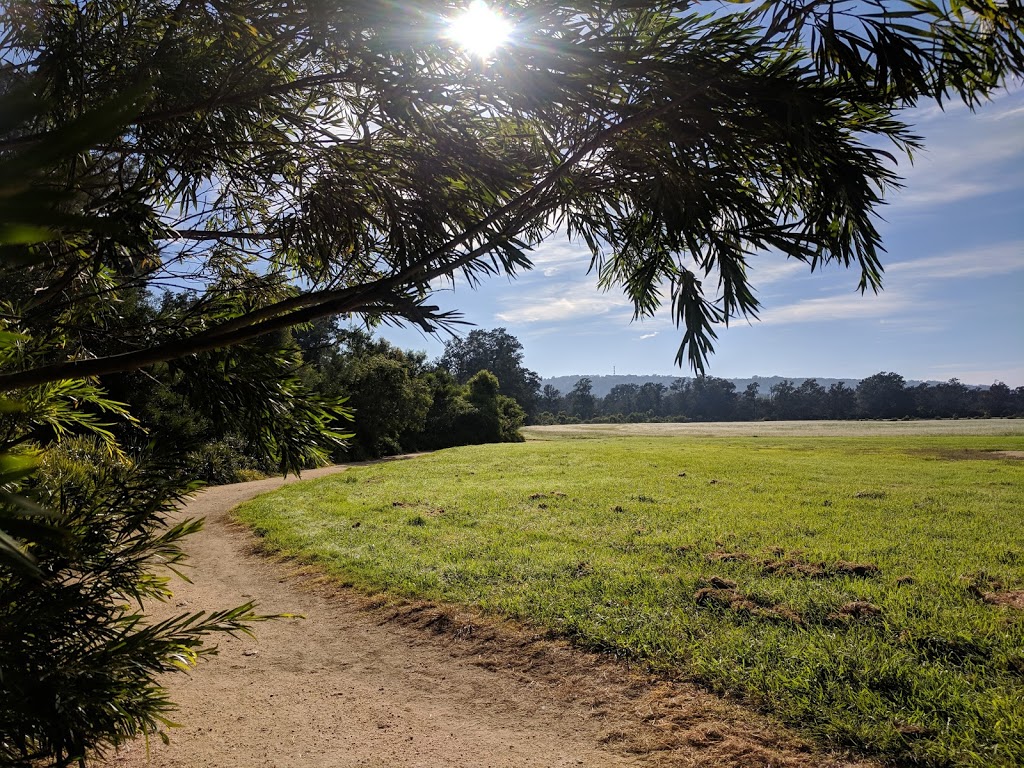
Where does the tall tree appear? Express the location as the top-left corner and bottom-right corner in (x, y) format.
(983, 381), (1016, 417)
(438, 328), (541, 416)
(769, 379), (798, 420)
(568, 377), (596, 420)
(687, 376), (739, 421)
(734, 381), (761, 421)
(794, 378), (827, 420)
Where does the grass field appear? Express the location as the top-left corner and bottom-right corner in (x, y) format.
(523, 418), (1024, 439)
(236, 425), (1024, 767)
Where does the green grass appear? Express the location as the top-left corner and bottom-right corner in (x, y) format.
(236, 434), (1024, 767)
(522, 417), (1024, 440)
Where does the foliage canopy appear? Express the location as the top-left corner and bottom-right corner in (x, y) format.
(2, 0), (1022, 385)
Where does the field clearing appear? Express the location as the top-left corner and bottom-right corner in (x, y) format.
(237, 433), (1024, 767)
(523, 418), (1024, 439)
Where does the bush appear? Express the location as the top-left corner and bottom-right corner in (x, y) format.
(184, 436), (274, 485)
(0, 438), (262, 766)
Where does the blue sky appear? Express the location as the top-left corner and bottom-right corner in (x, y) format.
(377, 88), (1024, 386)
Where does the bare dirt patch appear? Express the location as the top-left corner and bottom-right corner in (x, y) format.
(100, 464), (875, 768)
(983, 591), (1024, 610)
(912, 448), (1024, 461)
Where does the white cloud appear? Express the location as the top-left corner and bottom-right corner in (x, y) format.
(887, 241), (1024, 279)
(895, 179), (1019, 208)
(913, 85), (1021, 124)
(990, 105), (1024, 122)
(891, 108), (1024, 208)
(639, 332), (658, 340)
(716, 240), (1022, 330)
(747, 257), (806, 285)
(494, 278), (631, 324)
(528, 238), (593, 270)
(757, 289), (916, 326)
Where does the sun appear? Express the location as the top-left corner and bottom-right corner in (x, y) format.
(446, 1), (512, 58)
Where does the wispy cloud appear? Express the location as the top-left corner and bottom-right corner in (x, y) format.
(990, 105), (1024, 122)
(891, 106), (1024, 208)
(724, 241), (1021, 328)
(494, 278), (631, 324)
(747, 257), (806, 285)
(914, 85), (1021, 124)
(895, 180), (1019, 208)
(757, 289), (917, 326)
(887, 241), (1024, 280)
(639, 332), (658, 340)
(527, 238), (593, 276)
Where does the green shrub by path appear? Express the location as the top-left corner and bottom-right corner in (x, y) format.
(237, 436), (1024, 767)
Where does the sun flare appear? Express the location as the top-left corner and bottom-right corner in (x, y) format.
(446, 1), (512, 58)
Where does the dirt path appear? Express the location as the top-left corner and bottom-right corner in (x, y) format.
(103, 463), (872, 768)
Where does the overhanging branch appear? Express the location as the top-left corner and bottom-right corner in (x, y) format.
(0, 90), (691, 392)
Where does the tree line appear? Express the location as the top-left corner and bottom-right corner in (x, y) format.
(432, 329), (1022, 425)
(322, 325), (1020, 429)
(141, 320), (1020, 478)
(536, 372), (1024, 424)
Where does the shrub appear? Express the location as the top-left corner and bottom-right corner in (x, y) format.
(184, 436), (274, 485)
(0, 438), (262, 766)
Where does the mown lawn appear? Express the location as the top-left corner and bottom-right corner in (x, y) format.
(236, 434), (1024, 767)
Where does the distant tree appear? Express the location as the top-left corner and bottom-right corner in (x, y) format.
(983, 381), (1016, 417)
(466, 370), (503, 441)
(568, 377), (597, 420)
(769, 379), (798, 420)
(666, 378), (692, 417)
(825, 382), (858, 420)
(540, 384), (563, 413)
(736, 381), (762, 420)
(296, 328), (429, 458)
(496, 395), (528, 443)
(438, 329), (541, 418)
(292, 316), (347, 366)
(1015, 387), (1024, 415)
(688, 376), (738, 421)
(794, 379), (827, 420)
(416, 368), (472, 448)
(856, 372), (913, 418)
(637, 382), (667, 417)
(930, 378), (978, 418)
(603, 383), (641, 417)
(341, 355), (432, 458)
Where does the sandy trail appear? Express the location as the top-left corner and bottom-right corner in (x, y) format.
(103, 463), (870, 768)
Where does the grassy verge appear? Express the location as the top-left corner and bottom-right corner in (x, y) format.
(236, 435), (1024, 766)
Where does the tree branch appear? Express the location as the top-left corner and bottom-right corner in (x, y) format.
(172, 229), (273, 241)
(0, 88), (693, 392)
